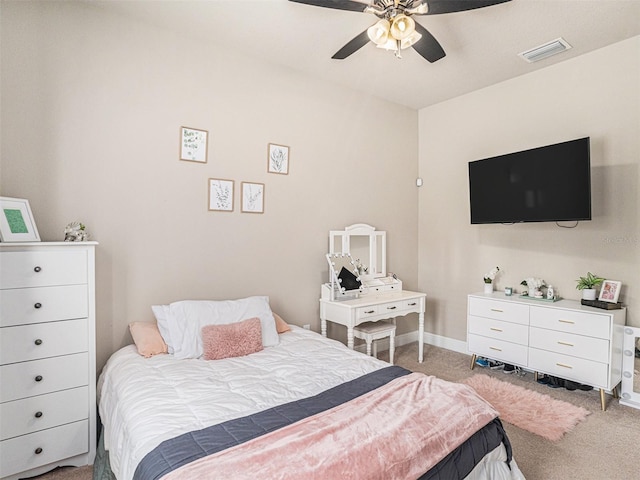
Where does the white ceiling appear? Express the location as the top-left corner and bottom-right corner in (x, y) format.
(91, 0), (640, 110)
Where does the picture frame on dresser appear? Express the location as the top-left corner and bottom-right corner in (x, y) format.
(0, 197), (40, 242)
(599, 280), (621, 303)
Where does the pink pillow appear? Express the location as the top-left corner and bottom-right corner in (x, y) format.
(202, 317), (263, 360)
(273, 313), (291, 333)
(129, 322), (168, 358)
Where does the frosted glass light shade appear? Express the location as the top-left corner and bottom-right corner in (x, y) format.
(367, 19), (391, 45)
(390, 14), (415, 40)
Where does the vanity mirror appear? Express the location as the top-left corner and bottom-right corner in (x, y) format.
(325, 253), (362, 301)
(620, 326), (640, 410)
(329, 224), (386, 280)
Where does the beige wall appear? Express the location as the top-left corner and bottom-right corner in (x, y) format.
(0, 1), (419, 371)
(418, 36), (640, 344)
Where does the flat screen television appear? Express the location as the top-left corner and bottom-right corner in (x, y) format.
(468, 137), (591, 224)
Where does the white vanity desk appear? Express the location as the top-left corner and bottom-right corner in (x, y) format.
(320, 223), (427, 363)
(320, 287), (427, 362)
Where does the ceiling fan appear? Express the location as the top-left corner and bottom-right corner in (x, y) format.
(289, 0), (511, 62)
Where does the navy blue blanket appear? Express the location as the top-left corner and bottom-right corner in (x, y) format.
(135, 366), (511, 480)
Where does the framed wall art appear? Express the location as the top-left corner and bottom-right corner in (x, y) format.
(208, 178), (234, 212)
(267, 143), (289, 175)
(180, 126), (208, 163)
(599, 280), (622, 303)
(241, 182), (265, 214)
(0, 197), (40, 242)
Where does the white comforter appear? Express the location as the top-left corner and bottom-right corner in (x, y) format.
(98, 327), (388, 480)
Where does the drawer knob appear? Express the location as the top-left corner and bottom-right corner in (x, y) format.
(35, 447), (43, 455)
(35, 339), (43, 346)
(387, 306), (397, 310)
(35, 375), (43, 382)
(408, 302), (417, 306)
(34, 303), (42, 309)
(34, 266), (42, 273)
(35, 411), (43, 418)
(364, 310), (375, 314)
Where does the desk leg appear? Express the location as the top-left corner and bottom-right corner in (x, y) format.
(321, 318), (327, 337)
(418, 311), (425, 363)
(347, 326), (355, 350)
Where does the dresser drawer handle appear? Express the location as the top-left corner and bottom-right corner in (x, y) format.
(386, 306), (397, 310)
(34, 339), (43, 346)
(558, 319), (575, 324)
(408, 302), (417, 306)
(556, 362), (573, 369)
(489, 346), (502, 352)
(490, 327), (503, 332)
(490, 308), (503, 313)
(364, 310), (375, 314)
(34, 266), (42, 273)
(557, 341), (574, 347)
(34, 303), (42, 309)
(35, 375), (43, 382)
(35, 447), (43, 455)
(35, 411), (43, 418)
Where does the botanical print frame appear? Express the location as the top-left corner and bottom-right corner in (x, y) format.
(267, 143), (289, 175)
(208, 178), (234, 212)
(599, 280), (622, 303)
(241, 182), (265, 214)
(180, 126), (208, 163)
(0, 196), (40, 242)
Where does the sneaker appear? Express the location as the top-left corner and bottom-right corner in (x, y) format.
(488, 360), (504, 370)
(475, 357), (489, 368)
(502, 364), (515, 374)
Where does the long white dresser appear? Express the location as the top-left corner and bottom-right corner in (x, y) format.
(467, 292), (626, 410)
(0, 242), (97, 479)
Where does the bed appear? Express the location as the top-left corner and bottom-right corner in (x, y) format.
(96, 297), (525, 480)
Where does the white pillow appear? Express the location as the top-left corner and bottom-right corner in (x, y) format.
(166, 296), (279, 359)
(151, 305), (174, 354)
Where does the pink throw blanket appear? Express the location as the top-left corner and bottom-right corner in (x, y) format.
(163, 372), (498, 480)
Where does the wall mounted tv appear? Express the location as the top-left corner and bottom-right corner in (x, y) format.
(468, 137), (591, 224)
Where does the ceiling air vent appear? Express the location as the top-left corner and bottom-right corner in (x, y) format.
(518, 38), (572, 63)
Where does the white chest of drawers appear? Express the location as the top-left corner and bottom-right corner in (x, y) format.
(0, 242), (97, 479)
(467, 293), (626, 410)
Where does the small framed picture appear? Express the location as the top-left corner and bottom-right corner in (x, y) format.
(208, 178), (234, 212)
(599, 280), (622, 303)
(180, 126), (208, 163)
(267, 143), (289, 175)
(241, 182), (265, 214)
(0, 197), (40, 242)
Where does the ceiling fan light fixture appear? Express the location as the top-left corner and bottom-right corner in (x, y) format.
(376, 37), (399, 51)
(390, 14), (415, 40)
(400, 30), (422, 49)
(367, 19), (391, 45)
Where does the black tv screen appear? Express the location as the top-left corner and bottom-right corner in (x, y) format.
(468, 137), (591, 224)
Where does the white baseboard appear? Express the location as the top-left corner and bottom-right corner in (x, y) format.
(355, 330), (468, 356)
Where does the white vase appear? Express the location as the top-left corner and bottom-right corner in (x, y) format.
(582, 288), (597, 300)
(484, 283), (493, 294)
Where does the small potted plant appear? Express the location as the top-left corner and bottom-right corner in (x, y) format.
(483, 266), (500, 294)
(576, 272), (604, 300)
(520, 277), (546, 297)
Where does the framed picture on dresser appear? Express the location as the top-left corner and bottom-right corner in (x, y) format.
(0, 196), (40, 242)
(599, 280), (622, 303)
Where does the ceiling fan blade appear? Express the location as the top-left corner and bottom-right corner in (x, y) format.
(332, 30), (370, 59)
(412, 23), (446, 62)
(419, 0), (511, 15)
(288, 0), (369, 13)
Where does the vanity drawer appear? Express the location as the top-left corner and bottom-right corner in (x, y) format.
(468, 297), (529, 325)
(529, 327), (610, 363)
(0, 318), (88, 364)
(468, 315), (529, 345)
(0, 285), (88, 327)
(530, 306), (610, 339)
(0, 352), (89, 403)
(0, 387), (88, 440)
(0, 250), (87, 289)
(468, 333), (528, 366)
(355, 305), (379, 319)
(0, 419), (88, 478)
(529, 348), (608, 387)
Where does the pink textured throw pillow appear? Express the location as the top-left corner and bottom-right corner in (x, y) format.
(202, 317), (264, 360)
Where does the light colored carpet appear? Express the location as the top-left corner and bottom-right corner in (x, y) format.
(32, 342), (639, 480)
